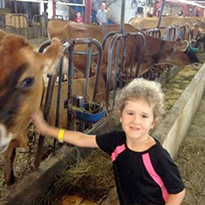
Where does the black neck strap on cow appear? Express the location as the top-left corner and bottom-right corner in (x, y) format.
(149, 40), (166, 80)
(154, 40), (166, 65)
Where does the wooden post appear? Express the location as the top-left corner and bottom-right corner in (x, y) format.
(85, 0), (91, 24)
(184, 4), (187, 16)
(199, 7), (202, 17)
(52, 0), (56, 18)
(194, 6), (197, 17)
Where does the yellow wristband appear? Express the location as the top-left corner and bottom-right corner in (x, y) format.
(58, 129), (65, 143)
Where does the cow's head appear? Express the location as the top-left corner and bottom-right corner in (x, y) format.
(159, 38), (199, 65)
(0, 31), (62, 152)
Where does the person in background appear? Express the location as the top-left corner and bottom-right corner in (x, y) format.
(74, 12), (84, 23)
(178, 10), (183, 17)
(131, 0), (137, 9)
(147, 4), (154, 17)
(31, 78), (185, 205)
(96, 2), (110, 25)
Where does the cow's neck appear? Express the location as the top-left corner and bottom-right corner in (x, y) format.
(153, 40), (166, 65)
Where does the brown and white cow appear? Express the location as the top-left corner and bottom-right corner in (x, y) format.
(0, 30), (62, 184)
(0, 30), (110, 185)
(47, 19), (198, 76)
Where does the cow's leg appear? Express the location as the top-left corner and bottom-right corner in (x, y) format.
(3, 140), (19, 185)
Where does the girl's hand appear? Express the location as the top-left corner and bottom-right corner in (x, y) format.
(31, 110), (49, 135)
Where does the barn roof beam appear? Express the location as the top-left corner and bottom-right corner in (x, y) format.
(166, 0), (205, 8)
(9, 0), (85, 7)
(178, 0), (205, 8)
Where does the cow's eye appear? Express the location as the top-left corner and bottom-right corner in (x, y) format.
(20, 77), (34, 88)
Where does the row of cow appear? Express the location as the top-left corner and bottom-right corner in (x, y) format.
(129, 16), (205, 47)
(0, 17), (201, 187)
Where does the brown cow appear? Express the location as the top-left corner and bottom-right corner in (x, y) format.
(128, 16), (205, 30)
(129, 16), (205, 40)
(47, 19), (198, 76)
(0, 30), (109, 184)
(0, 30), (62, 184)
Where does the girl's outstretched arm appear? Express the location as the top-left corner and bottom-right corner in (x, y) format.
(31, 110), (98, 148)
(165, 189), (185, 205)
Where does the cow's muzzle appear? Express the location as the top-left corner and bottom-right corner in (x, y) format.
(0, 124), (12, 153)
(185, 48), (199, 63)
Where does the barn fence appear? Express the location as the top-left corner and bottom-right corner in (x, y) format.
(33, 31), (147, 168)
(0, 14), (202, 181)
(0, 13), (48, 40)
(16, 21), (200, 168)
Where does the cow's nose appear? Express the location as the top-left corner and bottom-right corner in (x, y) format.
(0, 124), (12, 153)
(0, 124), (7, 138)
(185, 48), (199, 63)
(0, 144), (8, 153)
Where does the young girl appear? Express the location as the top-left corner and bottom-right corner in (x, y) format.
(74, 12), (84, 23)
(31, 78), (185, 205)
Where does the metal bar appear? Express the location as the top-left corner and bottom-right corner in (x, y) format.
(73, 51), (99, 56)
(53, 56), (64, 155)
(106, 33), (123, 108)
(102, 31), (119, 49)
(112, 38), (120, 106)
(130, 35), (137, 75)
(119, 36), (127, 89)
(84, 43), (92, 103)
(67, 44), (75, 130)
(157, 0), (166, 28)
(133, 33), (146, 77)
(92, 40), (103, 102)
(14, 0), (18, 13)
(120, 0), (125, 33)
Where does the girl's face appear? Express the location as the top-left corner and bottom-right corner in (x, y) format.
(120, 99), (156, 141)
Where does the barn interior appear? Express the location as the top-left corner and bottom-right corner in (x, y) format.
(0, 0), (205, 205)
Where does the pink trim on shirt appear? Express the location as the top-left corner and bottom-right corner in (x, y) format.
(142, 153), (169, 202)
(111, 144), (126, 161)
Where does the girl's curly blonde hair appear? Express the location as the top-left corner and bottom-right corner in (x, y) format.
(114, 78), (165, 122)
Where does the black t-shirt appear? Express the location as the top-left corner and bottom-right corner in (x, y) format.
(96, 131), (185, 205)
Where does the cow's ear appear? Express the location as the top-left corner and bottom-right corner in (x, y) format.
(41, 38), (63, 74)
(1, 34), (30, 54)
(174, 38), (188, 52)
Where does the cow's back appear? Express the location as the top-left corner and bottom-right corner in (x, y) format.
(48, 19), (138, 42)
(129, 16), (204, 30)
